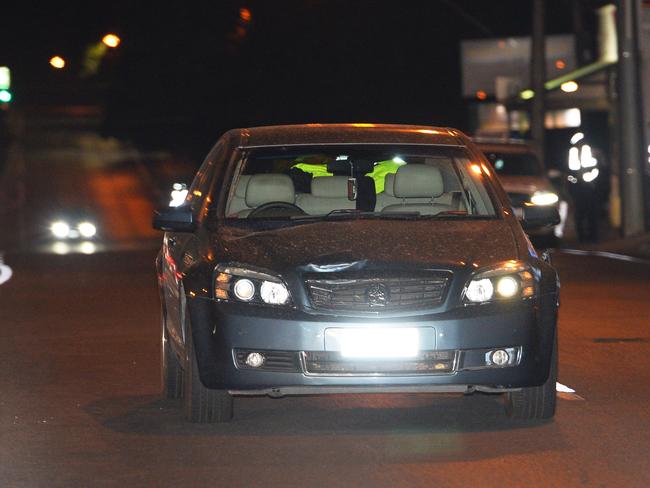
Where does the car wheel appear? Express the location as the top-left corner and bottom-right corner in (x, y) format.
(505, 335), (557, 420)
(162, 320), (184, 400)
(183, 321), (233, 423)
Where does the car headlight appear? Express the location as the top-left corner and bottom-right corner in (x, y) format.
(214, 264), (292, 306)
(78, 221), (97, 238)
(530, 191), (559, 206)
(51, 221), (70, 239)
(464, 261), (537, 304)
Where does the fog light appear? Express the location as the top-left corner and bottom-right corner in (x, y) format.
(233, 278), (255, 301)
(245, 352), (265, 368)
(491, 349), (510, 366)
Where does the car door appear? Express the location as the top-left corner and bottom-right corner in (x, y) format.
(161, 141), (226, 357)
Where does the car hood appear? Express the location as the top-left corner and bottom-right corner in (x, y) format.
(213, 219), (520, 272)
(498, 176), (553, 195)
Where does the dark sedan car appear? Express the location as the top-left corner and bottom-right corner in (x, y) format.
(153, 124), (560, 423)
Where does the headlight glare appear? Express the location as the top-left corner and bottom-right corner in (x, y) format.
(530, 191), (559, 206)
(465, 278), (494, 303)
(496, 276), (519, 298)
(51, 221), (70, 238)
(78, 222), (97, 238)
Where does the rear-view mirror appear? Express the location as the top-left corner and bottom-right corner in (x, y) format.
(152, 207), (196, 232)
(520, 205), (560, 231)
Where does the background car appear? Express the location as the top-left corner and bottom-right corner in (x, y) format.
(474, 139), (567, 245)
(154, 124), (561, 424)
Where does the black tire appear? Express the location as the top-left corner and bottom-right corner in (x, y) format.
(183, 323), (233, 423)
(162, 322), (184, 400)
(505, 335), (558, 420)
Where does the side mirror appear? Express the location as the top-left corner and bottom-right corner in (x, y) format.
(520, 205), (560, 231)
(152, 207), (196, 232)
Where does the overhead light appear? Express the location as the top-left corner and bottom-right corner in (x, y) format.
(561, 81), (579, 93)
(49, 56), (66, 69)
(102, 34), (121, 48)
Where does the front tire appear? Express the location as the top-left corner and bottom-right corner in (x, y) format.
(183, 322), (233, 423)
(505, 336), (557, 420)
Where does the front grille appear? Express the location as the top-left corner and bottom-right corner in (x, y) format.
(507, 192), (531, 207)
(303, 350), (455, 375)
(305, 272), (451, 312)
(234, 350), (301, 372)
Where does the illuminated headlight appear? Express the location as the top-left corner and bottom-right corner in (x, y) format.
(260, 281), (290, 305)
(464, 261), (537, 304)
(233, 279), (255, 301)
(214, 264), (292, 307)
(78, 222), (97, 238)
(51, 221), (70, 238)
(530, 191), (559, 206)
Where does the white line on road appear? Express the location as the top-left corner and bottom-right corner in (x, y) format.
(556, 382), (585, 401)
(560, 248), (650, 266)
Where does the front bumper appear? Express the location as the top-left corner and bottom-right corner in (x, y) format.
(187, 295), (557, 395)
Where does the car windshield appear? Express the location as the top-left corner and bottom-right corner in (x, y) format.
(485, 151), (542, 177)
(224, 145), (497, 221)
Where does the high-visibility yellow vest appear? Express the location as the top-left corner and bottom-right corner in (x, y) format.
(366, 160), (403, 193)
(291, 163), (333, 178)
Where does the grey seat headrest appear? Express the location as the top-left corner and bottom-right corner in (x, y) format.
(234, 175), (251, 198)
(311, 176), (349, 198)
(384, 173), (396, 196)
(245, 174), (295, 207)
(393, 165), (444, 198)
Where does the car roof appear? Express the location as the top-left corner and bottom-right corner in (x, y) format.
(229, 124), (466, 148)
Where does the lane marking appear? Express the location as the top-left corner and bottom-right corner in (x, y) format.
(556, 382), (584, 401)
(559, 248), (650, 266)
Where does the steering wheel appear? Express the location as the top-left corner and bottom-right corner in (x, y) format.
(247, 202), (307, 218)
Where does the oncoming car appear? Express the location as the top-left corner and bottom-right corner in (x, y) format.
(153, 124), (560, 423)
(474, 139), (567, 243)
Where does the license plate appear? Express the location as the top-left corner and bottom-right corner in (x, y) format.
(326, 328), (420, 358)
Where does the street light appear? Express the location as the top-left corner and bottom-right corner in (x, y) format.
(102, 34), (121, 48)
(49, 56), (66, 69)
(561, 81), (579, 93)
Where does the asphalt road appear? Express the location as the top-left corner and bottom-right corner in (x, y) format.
(1, 110), (650, 487)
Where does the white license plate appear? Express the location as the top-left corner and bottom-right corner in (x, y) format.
(327, 328), (420, 358)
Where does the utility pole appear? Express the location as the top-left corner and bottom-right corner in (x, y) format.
(617, 0), (646, 235)
(531, 0), (546, 166)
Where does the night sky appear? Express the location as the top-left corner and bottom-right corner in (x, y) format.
(3, 1), (605, 154)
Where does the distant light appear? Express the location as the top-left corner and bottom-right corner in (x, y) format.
(51, 221), (70, 239)
(580, 144), (597, 168)
(102, 34), (121, 48)
(0, 90), (11, 103)
(392, 156), (406, 164)
(582, 168), (599, 182)
(567, 175), (578, 184)
(476, 90), (487, 100)
(568, 147), (581, 171)
(49, 56), (66, 69)
(239, 7), (252, 22)
(78, 222), (97, 238)
(570, 132), (585, 145)
(555, 59), (566, 69)
(0, 66), (10, 90)
(561, 81), (579, 93)
(520, 89), (535, 100)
